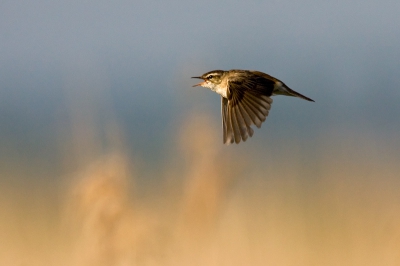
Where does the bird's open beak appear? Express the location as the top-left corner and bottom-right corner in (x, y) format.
(191, 76), (204, 87)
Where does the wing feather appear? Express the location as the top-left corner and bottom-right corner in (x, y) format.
(222, 70), (274, 144)
(233, 105), (249, 142)
(240, 97), (264, 127)
(239, 93), (269, 126)
(221, 97), (234, 144)
(229, 104), (242, 143)
(236, 100), (254, 136)
(245, 92), (271, 111)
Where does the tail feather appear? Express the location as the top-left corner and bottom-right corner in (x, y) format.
(285, 86), (315, 102)
(273, 81), (314, 102)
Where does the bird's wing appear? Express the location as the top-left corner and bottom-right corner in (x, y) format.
(221, 97), (233, 144)
(222, 73), (274, 144)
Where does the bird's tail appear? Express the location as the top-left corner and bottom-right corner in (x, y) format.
(273, 82), (314, 102)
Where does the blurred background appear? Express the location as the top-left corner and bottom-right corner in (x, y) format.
(1, 0), (400, 265)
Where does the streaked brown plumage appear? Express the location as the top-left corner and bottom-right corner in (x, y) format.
(192, 69), (314, 145)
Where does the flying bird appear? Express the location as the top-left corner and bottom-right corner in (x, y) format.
(192, 69), (314, 144)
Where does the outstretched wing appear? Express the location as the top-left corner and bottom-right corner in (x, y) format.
(221, 71), (274, 144)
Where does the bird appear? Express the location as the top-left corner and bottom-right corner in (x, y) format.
(191, 69), (314, 145)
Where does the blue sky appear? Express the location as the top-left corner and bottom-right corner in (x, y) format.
(1, 0), (399, 168)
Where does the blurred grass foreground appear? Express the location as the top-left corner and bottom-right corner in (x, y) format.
(1, 112), (400, 265)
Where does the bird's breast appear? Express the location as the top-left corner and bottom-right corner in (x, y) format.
(214, 85), (228, 98)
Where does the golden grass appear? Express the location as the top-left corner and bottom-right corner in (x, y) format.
(1, 113), (400, 265)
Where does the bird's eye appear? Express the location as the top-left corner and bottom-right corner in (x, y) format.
(207, 75), (213, 80)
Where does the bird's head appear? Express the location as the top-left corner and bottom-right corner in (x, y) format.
(192, 70), (225, 89)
